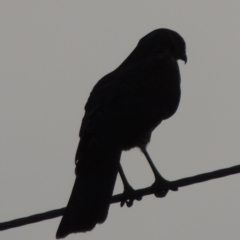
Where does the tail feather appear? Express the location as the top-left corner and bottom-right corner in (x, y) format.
(56, 139), (121, 239)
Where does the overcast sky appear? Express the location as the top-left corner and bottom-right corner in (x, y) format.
(1, 1), (240, 240)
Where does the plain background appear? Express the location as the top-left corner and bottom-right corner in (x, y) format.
(1, 1), (240, 239)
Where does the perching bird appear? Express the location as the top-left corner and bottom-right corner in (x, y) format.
(56, 28), (187, 239)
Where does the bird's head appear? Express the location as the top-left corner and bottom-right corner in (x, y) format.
(138, 28), (187, 63)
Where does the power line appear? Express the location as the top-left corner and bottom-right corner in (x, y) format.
(1, 163), (240, 231)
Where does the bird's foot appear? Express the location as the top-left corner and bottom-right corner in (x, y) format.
(120, 185), (142, 207)
(151, 178), (178, 198)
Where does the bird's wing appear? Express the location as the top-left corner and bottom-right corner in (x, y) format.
(79, 55), (179, 140)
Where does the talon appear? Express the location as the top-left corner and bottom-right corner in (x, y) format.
(120, 200), (125, 207)
(121, 197), (134, 207)
(120, 186), (141, 207)
(151, 179), (177, 198)
(126, 199), (133, 207)
(121, 198), (134, 207)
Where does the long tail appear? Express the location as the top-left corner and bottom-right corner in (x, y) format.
(56, 138), (121, 239)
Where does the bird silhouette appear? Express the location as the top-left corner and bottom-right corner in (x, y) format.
(56, 28), (187, 239)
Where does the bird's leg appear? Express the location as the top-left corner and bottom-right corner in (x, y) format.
(118, 164), (142, 207)
(141, 147), (178, 198)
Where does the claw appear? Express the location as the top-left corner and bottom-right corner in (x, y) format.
(121, 198), (134, 207)
(151, 179), (178, 198)
(120, 186), (142, 207)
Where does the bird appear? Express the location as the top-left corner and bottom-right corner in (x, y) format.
(56, 28), (187, 239)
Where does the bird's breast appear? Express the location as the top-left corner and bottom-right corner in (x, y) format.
(144, 65), (181, 120)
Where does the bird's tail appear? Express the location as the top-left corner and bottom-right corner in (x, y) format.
(56, 138), (121, 239)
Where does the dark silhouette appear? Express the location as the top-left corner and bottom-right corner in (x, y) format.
(4, 162), (240, 232)
(56, 28), (187, 239)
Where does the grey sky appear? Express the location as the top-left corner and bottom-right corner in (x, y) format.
(1, 1), (240, 239)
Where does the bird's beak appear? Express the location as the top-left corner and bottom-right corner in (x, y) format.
(182, 53), (187, 64)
